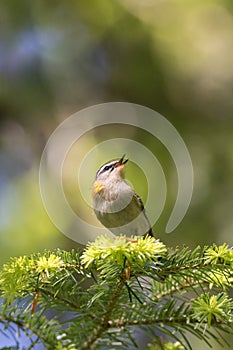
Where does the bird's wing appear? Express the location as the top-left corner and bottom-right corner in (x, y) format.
(132, 192), (154, 237)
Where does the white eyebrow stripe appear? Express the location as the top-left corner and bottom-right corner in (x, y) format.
(96, 160), (119, 177)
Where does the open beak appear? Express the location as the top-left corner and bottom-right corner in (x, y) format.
(114, 155), (128, 177)
(115, 154), (128, 168)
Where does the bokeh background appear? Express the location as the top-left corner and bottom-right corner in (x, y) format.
(0, 1), (232, 349)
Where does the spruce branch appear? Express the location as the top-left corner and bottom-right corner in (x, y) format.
(0, 236), (232, 350)
(81, 274), (126, 350)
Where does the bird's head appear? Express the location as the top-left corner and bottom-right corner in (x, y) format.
(93, 155), (128, 195)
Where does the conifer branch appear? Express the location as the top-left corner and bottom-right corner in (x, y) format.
(0, 236), (232, 350)
(81, 275), (126, 350)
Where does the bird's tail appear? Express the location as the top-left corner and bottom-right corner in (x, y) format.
(143, 227), (154, 238)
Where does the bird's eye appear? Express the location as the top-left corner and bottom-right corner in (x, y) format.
(104, 165), (113, 172)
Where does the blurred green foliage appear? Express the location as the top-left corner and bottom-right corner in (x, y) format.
(0, 0), (232, 280)
(0, 1), (233, 348)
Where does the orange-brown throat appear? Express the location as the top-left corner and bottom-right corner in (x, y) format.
(114, 155), (128, 176)
(115, 154), (128, 168)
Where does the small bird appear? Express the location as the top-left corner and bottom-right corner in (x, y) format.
(92, 155), (154, 237)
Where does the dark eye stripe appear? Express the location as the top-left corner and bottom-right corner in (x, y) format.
(104, 165), (111, 171)
(96, 160), (118, 177)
